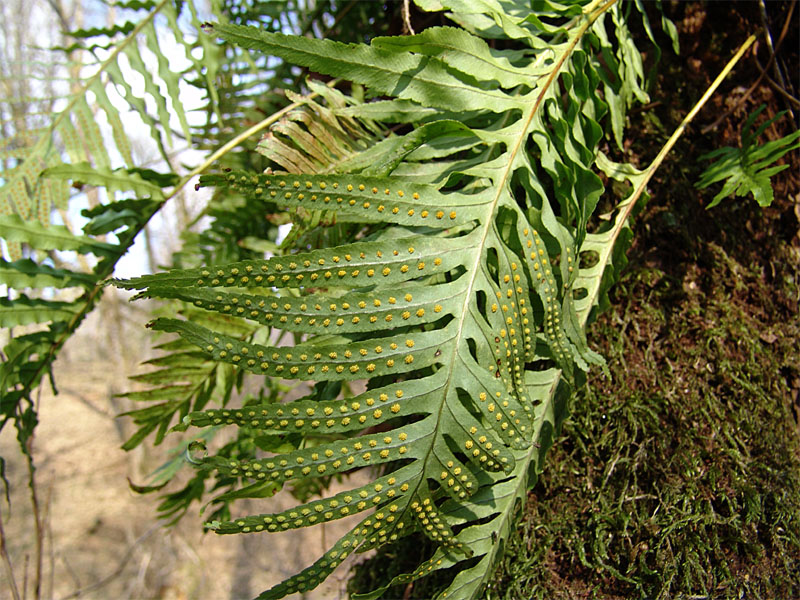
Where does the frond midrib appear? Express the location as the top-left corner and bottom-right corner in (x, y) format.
(428, 2), (618, 593)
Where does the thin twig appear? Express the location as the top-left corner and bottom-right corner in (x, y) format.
(587, 33), (758, 329)
(701, 2), (794, 134)
(758, 0), (793, 113)
(757, 0), (796, 122)
(0, 503), (23, 600)
(752, 54), (800, 111)
(402, 0), (415, 35)
(45, 486), (55, 600)
(22, 554), (29, 600)
(25, 392), (43, 600)
(179, 91), (326, 190)
(60, 554), (82, 591)
(57, 524), (160, 600)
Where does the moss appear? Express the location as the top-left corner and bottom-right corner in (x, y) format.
(489, 243), (800, 598)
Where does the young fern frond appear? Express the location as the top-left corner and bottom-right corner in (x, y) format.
(116, 1), (676, 598)
(0, 0), (192, 369)
(696, 104), (800, 208)
(260, 83), (384, 174)
(119, 307), (258, 451)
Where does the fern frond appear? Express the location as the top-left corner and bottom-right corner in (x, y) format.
(0, 0), (231, 446)
(209, 24), (522, 114)
(116, 1), (678, 598)
(0, 214), (118, 257)
(257, 84), (384, 175)
(119, 307), (258, 449)
(696, 105), (800, 208)
(0, 259), (97, 289)
(0, 296), (80, 328)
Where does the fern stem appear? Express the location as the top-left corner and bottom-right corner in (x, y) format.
(647, 34), (757, 187)
(588, 34), (758, 330)
(168, 85), (333, 202)
(582, 0), (608, 15)
(184, 102), (314, 185)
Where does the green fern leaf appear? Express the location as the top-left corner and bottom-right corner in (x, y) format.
(697, 106), (800, 208)
(142, 18), (192, 141)
(72, 94), (111, 170)
(118, 307), (258, 449)
(0, 259), (97, 289)
(89, 78), (135, 168)
(43, 162), (167, 199)
(206, 23), (522, 114)
(0, 296), (79, 328)
(0, 214), (118, 257)
(0, 0), (255, 466)
(117, 1), (675, 598)
(370, 25), (550, 88)
(0, 0), (199, 237)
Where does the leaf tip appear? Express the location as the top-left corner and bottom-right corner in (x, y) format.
(204, 520), (222, 531)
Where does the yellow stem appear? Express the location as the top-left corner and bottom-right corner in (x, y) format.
(645, 35), (757, 185)
(166, 87), (332, 202)
(604, 34), (757, 276)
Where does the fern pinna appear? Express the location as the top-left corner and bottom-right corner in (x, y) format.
(116, 1), (670, 598)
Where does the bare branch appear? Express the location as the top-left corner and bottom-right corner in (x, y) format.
(0, 503), (22, 600)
